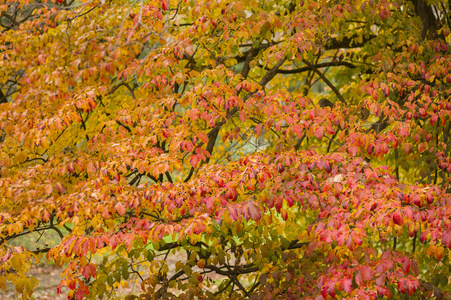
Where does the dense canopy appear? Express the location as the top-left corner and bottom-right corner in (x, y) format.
(1, 0), (451, 299)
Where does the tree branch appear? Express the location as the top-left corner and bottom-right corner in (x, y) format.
(302, 59), (347, 105)
(109, 81), (136, 100)
(184, 58), (286, 182)
(326, 34), (376, 50)
(265, 61), (357, 74)
(240, 48), (259, 78)
(410, 0), (442, 39)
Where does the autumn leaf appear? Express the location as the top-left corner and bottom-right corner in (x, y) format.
(314, 126), (324, 140)
(442, 233), (451, 248)
(115, 202), (127, 216)
(361, 265), (373, 281)
(162, 0), (169, 11)
(86, 161), (96, 175)
(55, 182), (66, 194)
(399, 126), (409, 137)
(190, 154), (200, 168)
(197, 259), (206, 269)
(3, 0), (451, 299)
(197, 132), (209, 144)
(44, 184), (53, 196)
(247, 202), (261, 221)
(393, 211), (403, 226)
(340, 278), (352, 293)
(82, 264), (96, 279)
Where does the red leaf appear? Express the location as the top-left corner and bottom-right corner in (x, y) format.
(348, 145), (359, 156)
(82, 264), (96, 279)
(375, 273), (386, 286)
(228, 207), (239, 221)
(376, 286), (391, 298)
(399, 126), (409, 138)
(101, 206), (111, 219)
(74, 288), (85, 300)
(68, 279), (76, 290)
(162, 0), (169, 11)
(224, 189), (237, 201)
(340, 278), (352, 293)
(326, 125), (335, 135)
(184, 140), (194, 152)
(361, 265), (373, 281)
(355, 270), (363, 286)
(190, 154), (200, 168)
(326, 281), (336, 297)
(442, 233), (451, 248)
(255, 124), (263, 137)
(393, 211), (403, 225)
(401, 257), (411, 274)
(248, 202), (261, 221)
(204, 197), (215, 211)
(431, 114), (438, 126)
(402, 143), (412, 154)
(418, 142), (426, 153)
(284, 156), (292, 166)
(403, 277), (419, 295)
(42, 210), (50, 222)
(291, 124), (303, 138)
(239, 110), (247, 122)
(314, 126), (324, 140)
(67, 162), (75, 174)
(109, 236), (118, 250)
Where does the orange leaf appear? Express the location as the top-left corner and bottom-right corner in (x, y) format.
(197, 259), (206, 269)
(44, 184), (53, 196)
(197, 132), (209, 144)
(86, 161), (96, 176)
(115, 202), (126, 216)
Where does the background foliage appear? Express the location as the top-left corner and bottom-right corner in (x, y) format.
(1, 0), (451, 299)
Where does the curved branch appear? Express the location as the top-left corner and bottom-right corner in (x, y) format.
(32, 247), (52, 254)
(302, 59), (346, 105)
(258, 57), (286, 87)
(326, 34), (376, 50)
(268, 61), (357, 74)
(109, 81), (136, 100)
(240, 48), (259, 78)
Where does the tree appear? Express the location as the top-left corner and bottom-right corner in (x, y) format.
(1, 0), (451, 299)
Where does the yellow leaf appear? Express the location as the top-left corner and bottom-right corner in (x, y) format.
(15, 277), (26, 293)
(105, 219), (116, 229)
(0, 276), (6, 291)
(434, 246), (444, 260)
(24, 277), (38, 295)
(16, 151), (27, 163)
